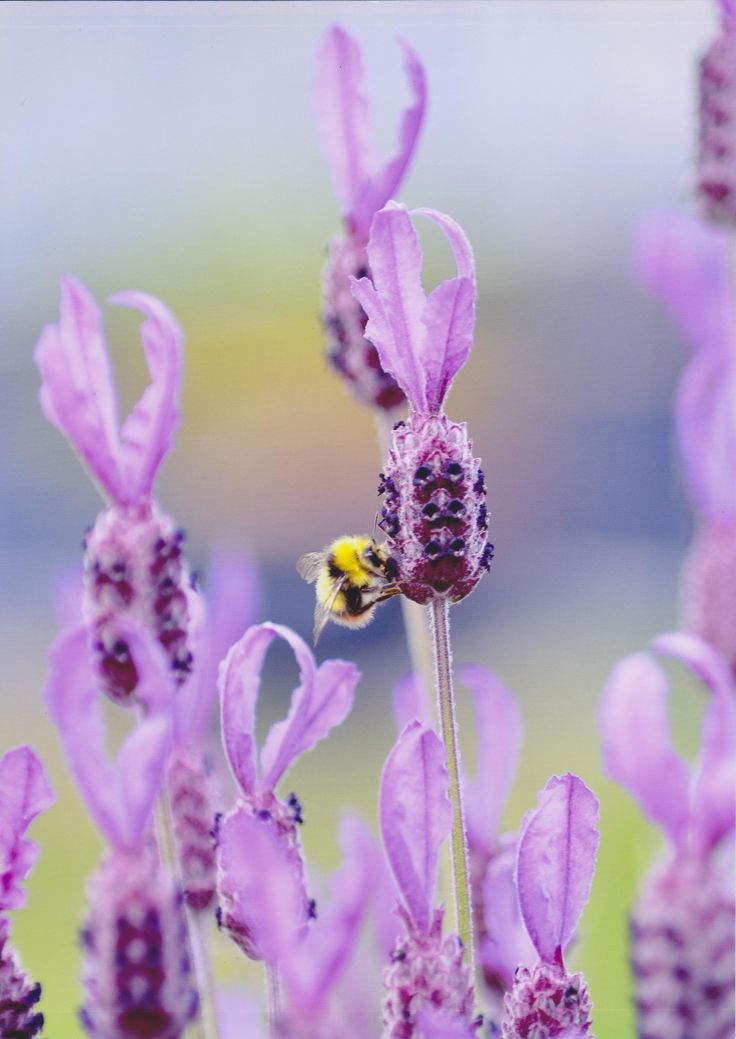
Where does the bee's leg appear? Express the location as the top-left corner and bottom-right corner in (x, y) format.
(373, 584), (402, 604)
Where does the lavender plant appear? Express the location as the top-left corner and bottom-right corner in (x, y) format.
(698, 0), (736, 225)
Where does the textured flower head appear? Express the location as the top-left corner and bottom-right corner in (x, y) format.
(698, 0), (736, 225)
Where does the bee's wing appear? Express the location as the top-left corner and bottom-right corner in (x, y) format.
(313, 576), (347, 645)
(296, 552), (325, 585)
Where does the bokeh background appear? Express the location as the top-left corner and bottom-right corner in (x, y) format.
(0, 1), (718, 1036)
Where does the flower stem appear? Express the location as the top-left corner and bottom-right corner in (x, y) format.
(428, 597), (474, 964)
(266, 964), (283, 1037)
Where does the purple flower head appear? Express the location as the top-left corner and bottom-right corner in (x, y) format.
(501, 774), (599, 1039)
(0, 918), (44, 1039)
(35, 277), (192, 704)
(698, 1), (736, 225)
(379, 723), (476, 1039)
(216, 622), (359, 958)
(635, 214), (736, 671)
(315, 26), (426, 413)
(351, 203), (491, 602)
(601, 633), (736, 1037)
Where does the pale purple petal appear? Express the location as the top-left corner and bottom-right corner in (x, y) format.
(216, 992), (266, 1039)
(351, 202), (428, 411)
(217, 808), (304, 966)
(283, 815), (376, 1015)
(414, 1009), (475, 1039)
(260, 655), (359, 791)
(110, 291), (183, 502)
(459, 664), (522, 851)
(516, 774), (599, 963)
(600, 652), (690, 846)
(44, 625), (171, 849)
(479, 842), (535, 989)
(0, 747), (55, 911)
(34, 276), (123, 502)
(392, 672), (434, 733)
(53, 563), (84, 629)
(379, 722), (451, 933)
(314, 25), (374, 232)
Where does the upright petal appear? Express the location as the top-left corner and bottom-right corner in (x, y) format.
(261, 655), (359, 791)
(392, 672), (434, 733)
(43, 625), (171, 849)
(379, 722), (451, 933)
(459, 664), (522, 849)
(479, 843), (536, 990)
(34, 276), (123, 503)
(516, 774), (600, 964)
(0, 747), (55, 911)
(110, 291), (183, 502)
(600, 652), (691, 846)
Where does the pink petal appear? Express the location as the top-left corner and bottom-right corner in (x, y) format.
(392, 672), (434, 733)
(414, 1009), (476, 1039)
(43, 625), (172, 849)
(516, 774), (599, 964)
(0, 747), (55, 911)
(34, 276), (123, 503)
(110, 291), (183, 502)
(479, 842), (535, 989)
(459, 665), (522, 851)
(314, 25), (374, 232)
(260, 653), (359, 792)
(379, 722), (451, 933)
(600, 652), (691, 847)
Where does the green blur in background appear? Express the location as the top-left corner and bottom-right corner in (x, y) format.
(0, 1), (717, 1036)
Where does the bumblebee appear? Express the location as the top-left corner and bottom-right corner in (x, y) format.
(297, 536), (400, 644)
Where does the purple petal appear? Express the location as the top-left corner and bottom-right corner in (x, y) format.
(283, 815), (376, 1015)
(351, 202), (428, 410)
(379, 722), (451, 932)
(216, 992), (266, 1039)
(314, 25), (374, 232)
(0, 747), (55, 911)
(260, 654), (359, 791)
(459, 665), (522, 851)
(34, 276), (123, 502)
(53, 563), (84, 629)
(110, 291), (183, 502)
(414, 1009), (476, 1039)
(600, 652), (691, 846)
(43, 625), (171, 849)
(217, 808), (304, 966)
(479, 842), (536, 989)
(392, 672), (434, 733)
(516, 774), (600, 963)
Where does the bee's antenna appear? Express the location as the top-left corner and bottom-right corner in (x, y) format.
(372, 510), (381, 539)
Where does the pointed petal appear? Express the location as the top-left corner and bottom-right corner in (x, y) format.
(34, 276), (123, 502)
(43, 625), (171, 849)
(314, 25), (374, 230)
(351, 202), (428, 410)
(459, 665), (522, 850)
(110, 291), (183, 501)
(379, 722), (451, 932)
(516, 774), (600, 963)
(392, 671), (434, 733)
(354, 39), (427, 233)
(261, 654), (359, 791)
(0, 747), (55, 911)
(479, 842), (535, 989)
(600, 652), (691, 846)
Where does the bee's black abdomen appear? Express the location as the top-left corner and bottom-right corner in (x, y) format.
(344, 586), (364, 614)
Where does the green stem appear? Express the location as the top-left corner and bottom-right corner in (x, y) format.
(428, 597), (474, 964)
(266, 964), (283, 1037)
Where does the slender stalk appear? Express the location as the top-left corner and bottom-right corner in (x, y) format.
(428, 597), (474, 964)
(266, 964), (283, 1037)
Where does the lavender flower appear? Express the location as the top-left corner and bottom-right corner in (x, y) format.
(0, 747), (55, 1039)
(44, 624), (198, 1039)
(35, 277), (193, 703)
(379, 722), (477, 1039)
(216, 622), (359, 959)
(501, 774), (599, 1039)
(315, 25), (426, 411)
(352, 203), (492, 604)
(698, 0), (736, 225)
(635, 214), (736, 674)
(601, 632), (735, 1039)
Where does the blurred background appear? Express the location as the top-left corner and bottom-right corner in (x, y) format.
(0, 1), (718, 1036)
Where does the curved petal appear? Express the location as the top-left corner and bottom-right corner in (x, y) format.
(459, 665), (522, 850)
(110, 291), (183, 502)
(379, 722), (451, 933)
(43, 625), (171, 849)
(479, 842), (535, 990)
(261, 654), (359, 791)
(392, 672), (434, 733)
(600, 652), (691, 846)
(34, 276), (123, 503)
(516, 774), (599, 964)
(0, 747), (55, 911)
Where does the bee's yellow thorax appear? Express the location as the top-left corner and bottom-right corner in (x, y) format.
(329, 536), (371, 587)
